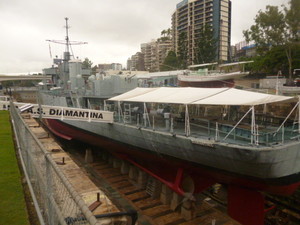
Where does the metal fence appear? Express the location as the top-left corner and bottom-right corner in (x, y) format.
(10, 102), (100, 225)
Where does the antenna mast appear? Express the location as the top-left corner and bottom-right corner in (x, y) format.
(46, 18), (88, 61)
(65, 17), (70, 53)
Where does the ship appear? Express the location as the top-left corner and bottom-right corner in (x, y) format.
(178, 62), (252, 88)
(35, 18), (300, 225)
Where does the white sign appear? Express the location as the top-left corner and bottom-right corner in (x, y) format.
(0, 101), (26, 110)
(0, 101), (114, 123)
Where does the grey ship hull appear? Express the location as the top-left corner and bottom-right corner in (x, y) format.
(45, 114), (300, 195)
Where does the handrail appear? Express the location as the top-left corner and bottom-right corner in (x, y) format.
(223, 107), (253, 141)
(112, 107), (298, 146)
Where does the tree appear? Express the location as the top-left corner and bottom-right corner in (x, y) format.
(166, 28), (171, 37)
(160, 28), (172, 38)
(243, 0), (300, 84)
(159, 28), (172, 42)
(246, 45), (300, 75)
(82, 57), (93, 69)
(177, 32), (188, 69)
(194, 24), (217, 64)
(160, 51), (179, 71)
(161, 29), (167, 37)
(92, 65), (98, 74)
(285, 0), (300, 42)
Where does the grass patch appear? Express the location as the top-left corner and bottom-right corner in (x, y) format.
(0, 111), (30, 225)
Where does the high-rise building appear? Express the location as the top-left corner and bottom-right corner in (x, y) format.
(126, 58), (133, 70)
(172, 0), (231, 65)
(98, 63), (112, 71)
(157, 38), (173, 69)
(111, 63), (122, 71)
(141, 40), (158, 72)
(127, 52), (145, 71)
(141, 38), (173, 72)
(98, 63), (122, 71)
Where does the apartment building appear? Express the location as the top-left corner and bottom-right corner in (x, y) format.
(141, 40), (158, 72)
(157, 38), (173, 69)
(127, 52), (145, 71)
(98, 63), (122, 71)
(172, 0), (231, 65)
(141, 38), (173, 72)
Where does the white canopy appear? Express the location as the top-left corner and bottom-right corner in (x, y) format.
(108, 88), (158, 101)
(192, 88), (293, 105)
(108, 87), (293, 106)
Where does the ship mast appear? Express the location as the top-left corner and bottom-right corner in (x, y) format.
(46, 18), (88, 90)
(65, 17), (70, 54)
(46, 17), (87, 62)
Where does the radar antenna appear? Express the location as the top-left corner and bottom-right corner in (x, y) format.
(46, 17), (87, 60)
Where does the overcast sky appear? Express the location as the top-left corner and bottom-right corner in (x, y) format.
(0, 0), (289, 74)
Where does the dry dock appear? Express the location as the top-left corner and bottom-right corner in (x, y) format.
(19, 112), (240, 225)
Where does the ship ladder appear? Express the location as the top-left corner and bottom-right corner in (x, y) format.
(123, 103), (131, 123)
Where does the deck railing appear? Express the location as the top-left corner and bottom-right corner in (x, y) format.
(113, 111), (299, 146)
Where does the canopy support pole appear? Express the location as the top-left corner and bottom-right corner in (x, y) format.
(263, 104), (267, 114)
(118, 101), (121, 122)
(215, 122), (219, 140)
(104, 100), (107, 110)
(118, 101), (125, 123)
(143, 102), (151, 128)
(152, 116), (155, 130)
(87, 99), (91, 109)
(251, 106), (257, 145)
(185, 104), (190, 137)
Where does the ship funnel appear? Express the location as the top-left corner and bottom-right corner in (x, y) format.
(69, 60), (82, 78)
(64, 52), (71, 61)
(69, 60), (83, 90)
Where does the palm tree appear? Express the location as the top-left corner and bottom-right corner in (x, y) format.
(166, 28), (171, 37)
(161, 29), (167, 37)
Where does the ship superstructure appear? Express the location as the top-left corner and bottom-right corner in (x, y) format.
(41, 18), (138, 110)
